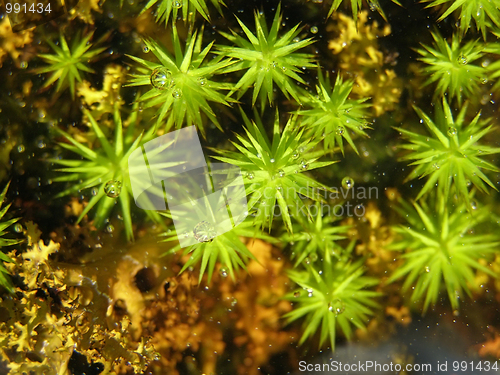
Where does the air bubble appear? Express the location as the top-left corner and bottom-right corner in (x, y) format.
(172, 89), (182, 99)
(247, 172), (255, 180)
(336, 126), (345, 135)
(457, 54), (468, 65)
(292, 150), (300, 159)
(193, 221), (217, 242)
(219, 267), (228, 278)
(329, 299), (345, 316)
(14, 223), (23, 233)
(104, 180), (122, 198)
(173, 0), (182, 8)
(277, 169), (285, 178)
(198, 77), (207, 86)
(299, 159), (309, 170)
(447, 127), (457, 136)
(341, 176), (354, 189)
(150, 67), (173, 90)
(310, 26), (318, 34)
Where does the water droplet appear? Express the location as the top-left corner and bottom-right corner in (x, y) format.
(14, 223), (23, 233)
(306, 288), (313, 297)
(336, 126), (345, 135)
(104, 180), (122, 198)
(150, 67), (173, 90)
(425, 266), (430, 273)
(433, 163), (440, 170)
(341, 176), (354, 189)
(270, 158), (275, 163)
(281, 66), (287, 71)
(304, 257), (311, 265)
(172, 89), (182, 99)
(447, 127), (457, 136)
(470, 201), (478, 210)
(198, 77), (207, 86)
(142, 45), (150, 53)
(457, 54), (468, 65)
(17, 145), (25, 153)
(293, 291), (300, 298)
(106, 224), (115, 233)
(19, 61), (28, 69)
(277, 169), (285, 178)
(293, 37), (300, 43)
(292, 150), (300, 159)
(329, 299), (345, 316)
(310, 253), (318, 262)
(310, 26), (318, 34)
(91, 187), (99, 196)
(231, 297), (238, 306)
(193, 221), (217, 242)
(219, 267), (228, 278)
(299, 159), (309, 170)
(246, 172), (255, 180)
(173, 0), (182, 8)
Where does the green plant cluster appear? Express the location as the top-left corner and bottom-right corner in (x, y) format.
(14, 0), (500, 355)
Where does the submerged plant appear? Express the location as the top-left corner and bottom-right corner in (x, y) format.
(326, 0), (402, 22)
(281, 202), (350, 267)
(284, 243), (380, 349)
(388, 196), (499, 312)
(416, 30), (486, 103)
(160, 217), (273, 283)
(211, 109), (334, 234)
(50, 105), (161, 241)
(128, 26), (234, 137)
(422, 0), (500, 39)
(32, 30), (107, 99)
(217, 3), (315, 107)
(140, 0), (225, 25)
(396, 98), (500, 207)
(296, 70), (371, 155)
(0, 182), (21, 293)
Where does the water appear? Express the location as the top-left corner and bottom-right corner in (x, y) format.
(1, 0), (499, 374)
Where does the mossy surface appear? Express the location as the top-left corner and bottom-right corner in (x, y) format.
(0, 0), (500, 373)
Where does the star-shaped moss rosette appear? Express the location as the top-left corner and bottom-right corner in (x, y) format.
(127, 25), (235, 137)
(296, 70), (371, 155)
(32, 30), (108, 99)
(50, 104), (164, 241)
(484, 31), (500, 92)
(416, 30), (486, 104)
(326, 0), (402, 22)
(140, 0), (225, 25)
(216, 3), (315, 108)
(395, 98), (500, 207)
(284, 243), (381, 349)
(281, 202), (350, 267)
(422, 0), (500, 39)
(211, 109), (335, 234)
(0, 182), (22, 293)
(388, 195), (500, 312)
(160, 216), (275, 283)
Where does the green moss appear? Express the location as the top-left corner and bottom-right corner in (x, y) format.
(388, 194), (499, 312)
